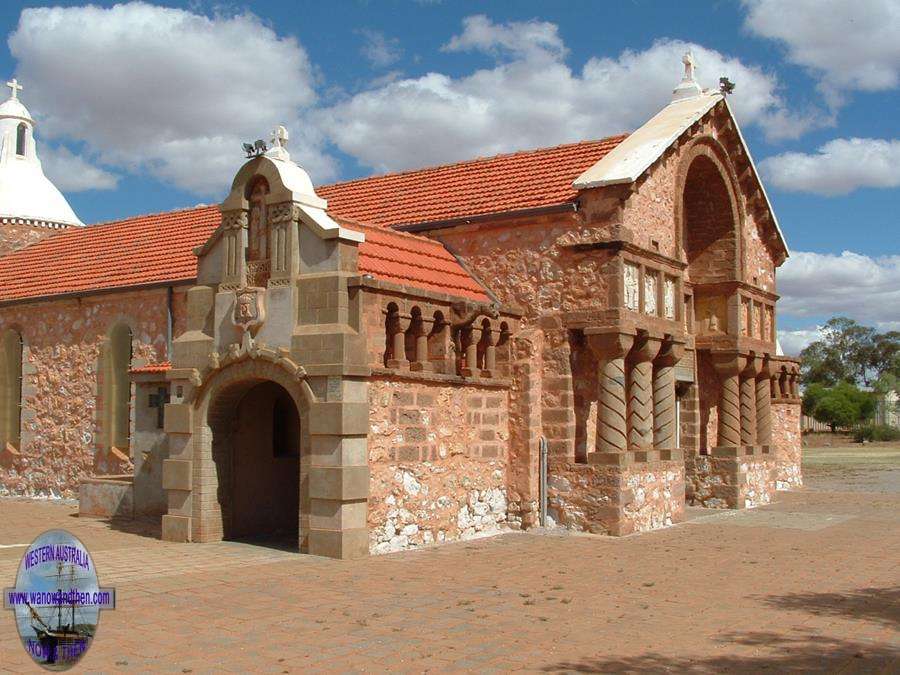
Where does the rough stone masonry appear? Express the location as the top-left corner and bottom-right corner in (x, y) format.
(0, 58), (802, 559)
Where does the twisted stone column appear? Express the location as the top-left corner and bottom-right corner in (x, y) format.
(587, 332), (634, 453)
(740, 355), (760, 446)
(653, 340), (684, 449)
(628, 335), (661, 450)
(756, 356), (772, 446)
(711, 352), (745, 448)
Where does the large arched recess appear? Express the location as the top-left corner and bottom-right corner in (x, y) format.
(674, 138), (745, 285)
(192, 359), (313, 549)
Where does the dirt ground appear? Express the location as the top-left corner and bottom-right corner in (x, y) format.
(1, 446), (898, 673)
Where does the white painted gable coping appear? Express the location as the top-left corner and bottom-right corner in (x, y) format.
(573, 92), (722, 189)
(572, 91), (788, 258)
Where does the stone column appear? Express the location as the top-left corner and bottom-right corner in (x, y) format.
(790, 369), (800, 398)
(386, 314), (409, 369)
(410, 316), (431, 372)
(586, 331), (634, 454)
(740, 354), (759, 446)
(756, 356), (772, 446)
(219, 210), (247, 289)
(627, 334), (661, 450)
(711, 352), (745, 448)
(483, 330), (497, 376)
(653, 340), (684, 450)
(461, 326), (479, 377)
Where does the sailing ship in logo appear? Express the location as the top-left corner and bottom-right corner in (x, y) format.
(23, 561), (95, 668)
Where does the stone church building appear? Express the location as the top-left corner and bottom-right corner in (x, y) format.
(0, 59), (801, 559)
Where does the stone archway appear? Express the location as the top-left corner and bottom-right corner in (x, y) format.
(212, 379), (304, 546)
(192, 359), (313, 551)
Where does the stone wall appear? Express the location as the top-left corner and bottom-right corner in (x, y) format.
(367, 377), (509, 553)
(0, 287), (184, 498)
(686, 448), (776, 509)
(772, 402), (802, 489)
(0, 221), (65, 257)
(547, 457), (685, 536)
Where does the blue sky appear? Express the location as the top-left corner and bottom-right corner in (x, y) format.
(0, 1), (897, 352)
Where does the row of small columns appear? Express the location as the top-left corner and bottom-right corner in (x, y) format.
(585, 330), (684, 453)
(772, 366), (800, 400)
(385, 305), (508, 377)
(711, 352), (777, 448)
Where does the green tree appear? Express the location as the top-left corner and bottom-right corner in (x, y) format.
(808, 381), (875, 432)
(800, 318), (899, 387)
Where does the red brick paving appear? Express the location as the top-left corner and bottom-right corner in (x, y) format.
(1, 460), (898, 673)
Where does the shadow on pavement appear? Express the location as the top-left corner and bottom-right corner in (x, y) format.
(541, 631), (899, 673)
(757, 585), (900, 629)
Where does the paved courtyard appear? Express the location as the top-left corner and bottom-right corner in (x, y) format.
(1, 447), (898, 673)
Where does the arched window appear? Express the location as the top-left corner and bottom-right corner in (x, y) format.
(15, 123), (26, 157)
(0, 329), (23, 449)
(103, 324), (133, 451)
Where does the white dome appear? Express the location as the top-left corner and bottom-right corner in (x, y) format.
(0, 79), (82, 227)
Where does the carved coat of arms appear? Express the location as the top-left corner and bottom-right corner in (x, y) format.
(233, 287), (266, 335)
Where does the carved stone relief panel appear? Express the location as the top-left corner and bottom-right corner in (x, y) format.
(695, 296), (726, 335)
(664, 277), (676, 320)
(624, 262), (639, 311)
(644, 271), (658, 316)
(741, 297), (752, 337)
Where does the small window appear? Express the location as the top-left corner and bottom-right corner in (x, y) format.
(15, 124), (26, 157)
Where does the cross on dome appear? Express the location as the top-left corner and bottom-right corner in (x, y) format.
(6, 78), (22, 100)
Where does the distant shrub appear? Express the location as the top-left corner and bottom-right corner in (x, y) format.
(853, 424), (900, 443)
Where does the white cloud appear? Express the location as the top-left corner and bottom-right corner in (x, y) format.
(8, 2), (336, 196)
(39, 145), (118, 192)
(778, 251), (900, 328)
(442, 14), (566, 61)
(358, 29), (402, 68)
(743, 0), (900, 103)
(760, 138), (900, 195)
(319, 19), (822, 174)
(777, 328), (823, 357)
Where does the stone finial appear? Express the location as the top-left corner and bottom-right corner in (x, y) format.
(6, 78), (22, 100)
(671, 50), (703, 103)
(266, 125), (291, 161)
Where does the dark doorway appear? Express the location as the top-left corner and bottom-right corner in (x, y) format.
(229, 380), (300, 546)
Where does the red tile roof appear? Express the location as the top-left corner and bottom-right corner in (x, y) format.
(0, 206), (221, 303)
(350, 220), (488, 301)
(317, 137), (626, 226)
(130, 361), (172, 374)
(0, 137), (626, 304)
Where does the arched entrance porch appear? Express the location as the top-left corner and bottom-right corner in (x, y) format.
(198, 362), (312, 551)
